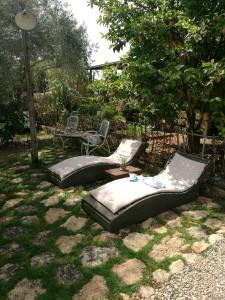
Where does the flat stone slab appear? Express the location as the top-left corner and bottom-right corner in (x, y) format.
(149, 233), (186, 262)
(0, 242), (22, 258)
(153, 224), (167, 234)
(1, 199), (23, 211)
(137, 285), (155, 298)
(119, 293), (131, 300)
(73, 275), (108, 300)
(80, 246), (118, 267)
(31, 252), (55, 268)
(211, 186), (225, 199)
(41, 195), (60, 207)
(141, 217), (158, 229)
(176, 202), (194, 211)
(182, 253), (201, 265)
(61, 216), (87, 232)
(187, 226), (208, 240)
(141, 217), (168, 233)
(182, 210), (208, 220)
(91, 222), (103, 231)
(158, 211), (179, 222)
(0, 193), (6, 201)
(30, 172), (43, 178)
(123, 232), (153, 252)
(217, 226), (225, 234)
(169, 259), (184, 274)
(33, 231), (51, 246)
(12, 177), (23, 184)
(112, 258), (146, 285)
(205, 202), (221, 209)
(21, 215), (40, 225)
(7, 278), (46, 300)
(93, 232), (118, 245)
(0, 263), (20, 282)
(57, 264), (81, 285)
(204, 218), (223, 230)
(15, 205), (37, 214)
(166, 217), (182, 228)
(9, 165), (30, 173)
(56, 234), (84, 254)
(32, 191), (47, 200)
(64, 187), (75, 193)
(208, 233), (224, 245)
(64, 195), (81, 206)
(191, 241), (210, 253)
(37, 181), (52, 189)
(197, 195), (213, 204)
(152, 269), (170, 283)
(45, 208), (70, 224)
(15, 190), (29, 197)
(3, 226), (28, 239)
(0, 216), (14, 224)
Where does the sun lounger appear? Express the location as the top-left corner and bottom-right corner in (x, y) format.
(82, 152), (210, 232)
(48, 139), (145, 188)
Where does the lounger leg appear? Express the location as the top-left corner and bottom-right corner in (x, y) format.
(88, 146), (98, 156)
(81, 143), (84, 155)
(105, 140), (110, 154)
(60, 136), (65, 148)
(85, 145), (90, 156)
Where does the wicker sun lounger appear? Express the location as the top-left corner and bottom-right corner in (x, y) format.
(48, 139), (145, 188)
(82, 152), (210, 232)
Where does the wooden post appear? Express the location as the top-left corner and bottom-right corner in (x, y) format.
(23, 30), (39, 164)
(223, 139), (225, 175)
(212, 135), (216, 175)
(201, 131), (206, 158)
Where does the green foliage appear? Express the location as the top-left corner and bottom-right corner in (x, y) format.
(88, 67), (140, 121)
(90, 0), (225, 136)
(0, 102), (25, 144)
(51, 79), (70, 113)
(78, 97), (102, 115)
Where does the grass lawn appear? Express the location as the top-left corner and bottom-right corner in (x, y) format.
(0, 132), (224, 299)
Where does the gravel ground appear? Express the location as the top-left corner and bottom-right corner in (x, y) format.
(150, 240), (225, 300)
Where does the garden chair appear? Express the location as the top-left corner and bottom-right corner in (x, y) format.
(82, 152), (210, 232)
(48, 138), (145, 187)
(80, 119), (110, 155)
(54, 115), (79, 147)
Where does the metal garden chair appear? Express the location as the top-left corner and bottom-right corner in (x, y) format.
(81, 119), (110, 155)
(54, 115), (79, 147)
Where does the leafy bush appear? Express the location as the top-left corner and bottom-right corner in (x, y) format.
(78, 97), (102, 115)
(0, 102), (25, 144)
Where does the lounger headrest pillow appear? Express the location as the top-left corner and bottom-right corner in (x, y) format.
(165, 153), (207, 184)
(110, 139), (142, 163)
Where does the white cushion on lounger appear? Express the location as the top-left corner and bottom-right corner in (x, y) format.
(109, 139), (143, 164)
(90, 153), (206, 214)
(49, 156), (115, 180)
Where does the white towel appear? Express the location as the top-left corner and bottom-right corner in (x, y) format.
(142, 177), (166, 189)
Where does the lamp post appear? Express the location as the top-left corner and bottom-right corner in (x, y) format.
(15, 10), (39, 164)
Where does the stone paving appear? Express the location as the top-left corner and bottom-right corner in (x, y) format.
(0, 143), (225, 299)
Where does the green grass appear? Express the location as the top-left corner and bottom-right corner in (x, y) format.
(0, 131), (224, 299)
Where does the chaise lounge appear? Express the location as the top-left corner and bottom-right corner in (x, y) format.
(82, 152), (210, 232)
(48, 139), (145, 188)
